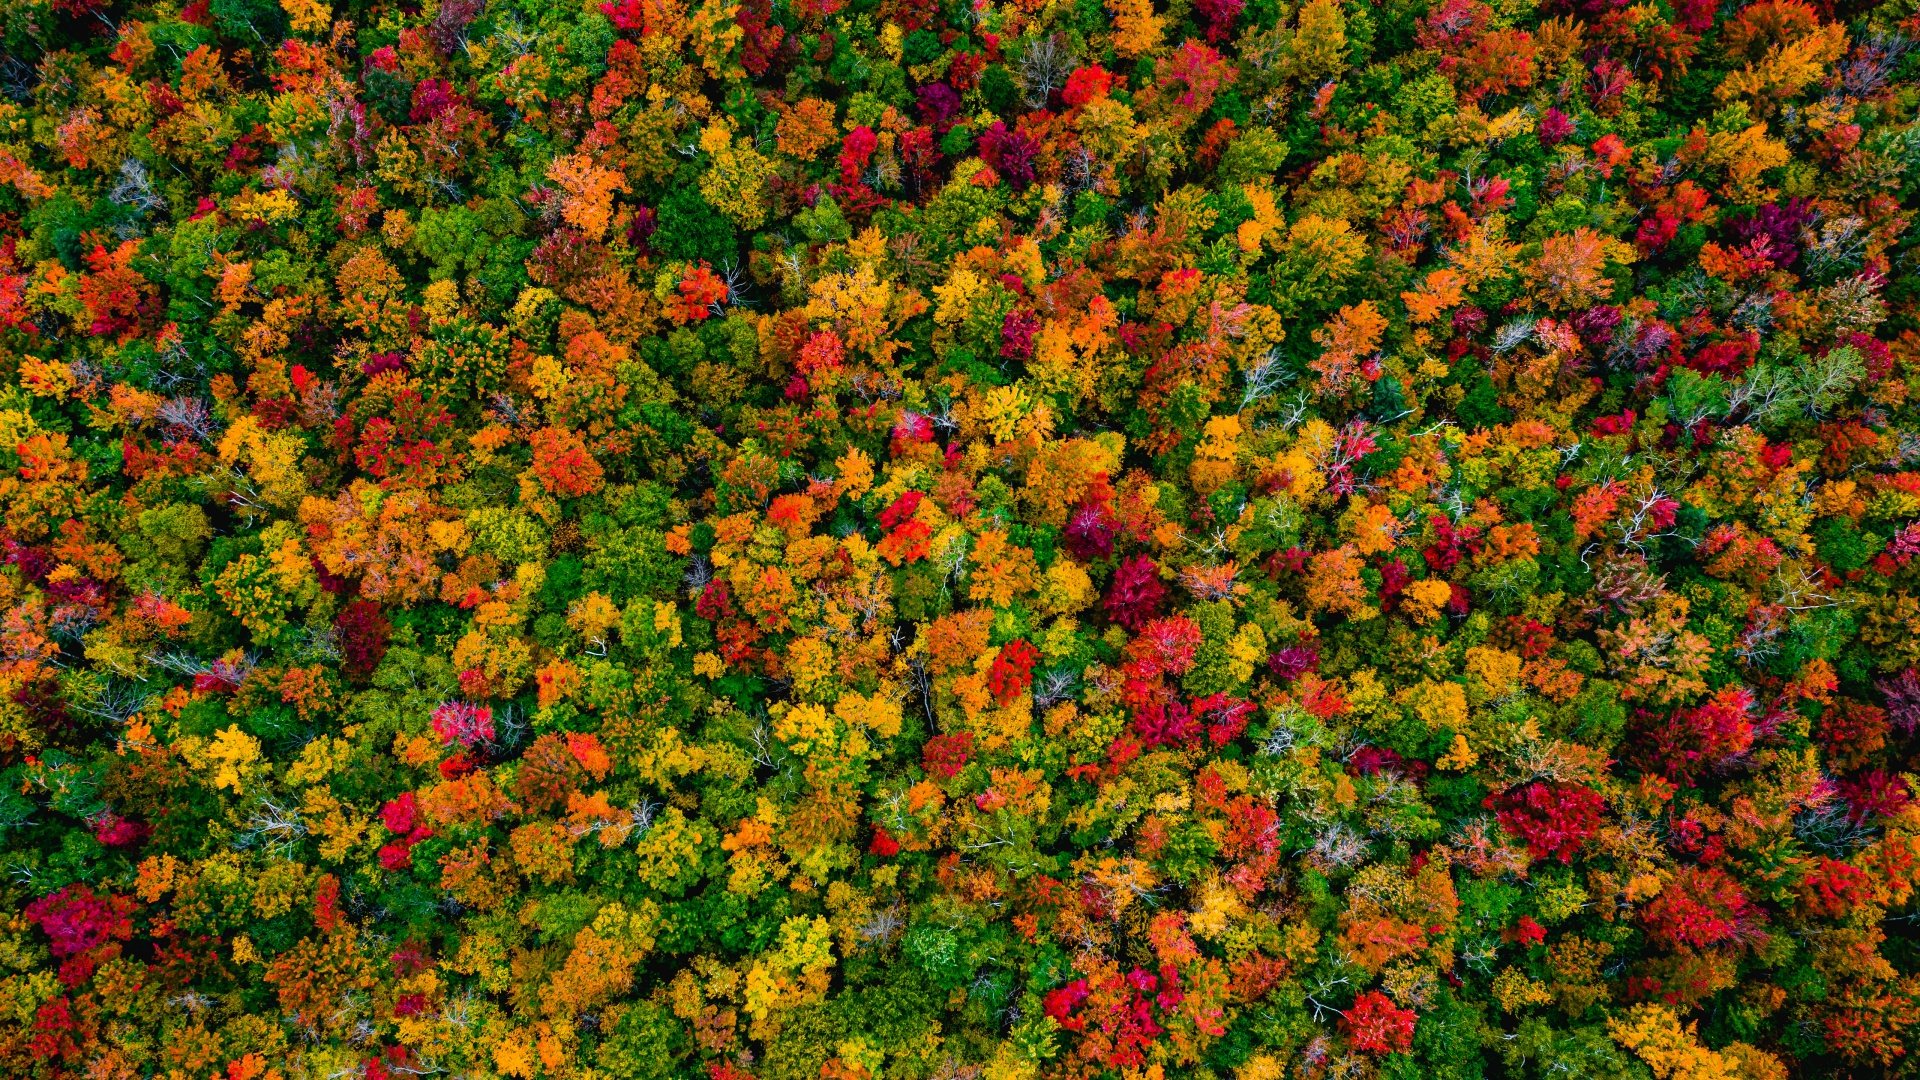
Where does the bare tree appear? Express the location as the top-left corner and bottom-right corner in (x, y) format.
(1240, 348), (1294, 411)
(1017, 34), (1074, 108)
(109, 158), (166, 215)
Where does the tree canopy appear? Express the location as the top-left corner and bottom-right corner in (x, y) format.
(2, 0), (1920, 1076)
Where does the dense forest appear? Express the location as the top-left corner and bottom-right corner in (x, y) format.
(2, 0), (1920, 1074)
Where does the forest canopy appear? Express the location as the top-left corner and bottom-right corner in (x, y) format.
(1, 0), (1920, 1076)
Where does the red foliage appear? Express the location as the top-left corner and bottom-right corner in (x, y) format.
(431, 701), (495, 748)
(1491, 781), (1606, 863)
(314, 872), (343, 932)
(878, 490), (924, 530)
(1104, 555), (1168, 630)
(987, 639), (1040, 704)
(1195, 693), (1253, 748)
(1044, 965), (1182, 1068)
(91, 812), (149, 848)
(30, 996), (91, 1063)
(1064, 501), (1117, 560)
(335, 600), (392, 679)
(1800, 856), (1871, 919)
(1063, 66), (1116, 108)
(977, 122), (1039, 190)
(1642, 685), (1756, 784)
(1193, 0), (1244, 42)
(877, 490), (933, 564)
(696, 579), (735, 622)
(25, 885), (135, 959)
(25, 885), (136, 986)
(1342, 990), (1417, 1054)
(1128, 616), (1203, 677)
(1642, 867), (1764, 951)
(1133, 698), (1197, 748)
(923, 732), (973, 779)
(1841, 769), (1911, 823)
(1816, 700), (1890, 769)
(1000, 308), (1040, 361)
(378, 792), (433, 870)
(836, 126), (878, 184)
